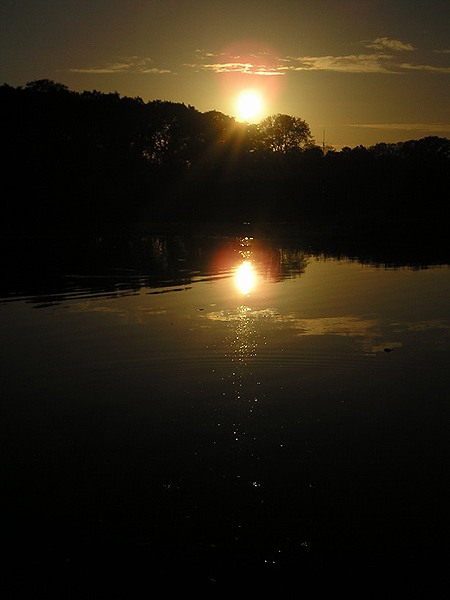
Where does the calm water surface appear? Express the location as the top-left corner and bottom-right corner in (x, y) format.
(2, 234), (449, 594)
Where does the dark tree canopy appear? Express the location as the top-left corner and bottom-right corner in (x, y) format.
(257, 114), (314, 153)
(0, 80), (448, 235)
(25, 79), (70, 94)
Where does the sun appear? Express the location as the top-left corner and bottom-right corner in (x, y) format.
(237, 90), (263, 122)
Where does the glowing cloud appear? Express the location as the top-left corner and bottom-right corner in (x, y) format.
(279, 53), (396, 73)
(349, 123), (450, 132)
(398, 63), (450, 73)
(188, 45), (284, 76)
(366, 37), (415, 52)
(69, 56), (171, 74)
(189, 60), (283, 76)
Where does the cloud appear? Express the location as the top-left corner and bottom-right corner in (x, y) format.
(187, 61), (284, 76)
(200, 62), (283, 75)
(398, 62), (450, 73)
(189, 41), (449, 77)
(203, 308), (280, 322)
(276, 37), (416, 74)
(278, 41), (450, 75)
(194, 49), (218, 59)
(204, 62), (256, 73)
(69, 56), (171, 74)
(189, 51), (395, 75)
(349, 123), (450, 133)
(203, 309), (379, 340)
(280, 53), (395, 73)
(366, 37), (415, 52)
(397, 320), (450, 332)
(187, 49), (285, 76)
(291, 316), (379, 337)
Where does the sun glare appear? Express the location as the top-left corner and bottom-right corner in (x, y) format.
(235, 261), (256, 295)
(237, 90), (263, 122)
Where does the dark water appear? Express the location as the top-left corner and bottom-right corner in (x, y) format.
(1, 233), (449, 595)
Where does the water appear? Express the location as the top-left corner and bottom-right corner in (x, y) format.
(1, 233), (449, 594)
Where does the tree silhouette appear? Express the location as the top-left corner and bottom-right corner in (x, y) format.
(25, 79), (70, 94)
(257, 114), (314, 153)
(0, 80), (448, 234)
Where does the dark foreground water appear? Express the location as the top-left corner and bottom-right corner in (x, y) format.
(1, 232), (449, 596)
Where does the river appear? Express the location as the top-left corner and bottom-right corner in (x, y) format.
(1, 232), (449, 595)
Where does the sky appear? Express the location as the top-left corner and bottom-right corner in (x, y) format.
(1, 0), (449, 148)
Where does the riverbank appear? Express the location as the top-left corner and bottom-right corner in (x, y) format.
(2, 213), (449, 269)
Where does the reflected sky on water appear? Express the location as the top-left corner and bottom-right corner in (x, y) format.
(1, 234), (450, 590)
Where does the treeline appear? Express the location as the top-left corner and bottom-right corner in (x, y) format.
(1, 80), (449, 235)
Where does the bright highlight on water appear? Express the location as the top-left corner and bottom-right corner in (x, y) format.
(235, 261), (256, 295)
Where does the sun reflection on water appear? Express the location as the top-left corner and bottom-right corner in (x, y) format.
(235, 261), (256, 295)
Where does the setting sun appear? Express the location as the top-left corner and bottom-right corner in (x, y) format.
(237, 90), (263, 122)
